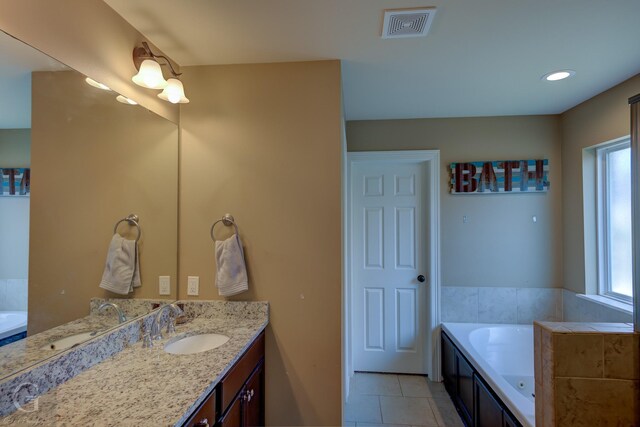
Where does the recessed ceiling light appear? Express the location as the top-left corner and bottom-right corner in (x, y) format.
(542, 70), (576, 82)
(116, 95), (138, 105)
(85, 77), (110, 91)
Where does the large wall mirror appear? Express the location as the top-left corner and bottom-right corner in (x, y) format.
(0, 30), (178, 379)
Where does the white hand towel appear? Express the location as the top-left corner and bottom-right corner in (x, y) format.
(99, 234), (141, 295)
(215, 234), (248, 297)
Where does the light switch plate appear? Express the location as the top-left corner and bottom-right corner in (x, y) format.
(159, 276), (171, 295)
(187, 276), (199, 296)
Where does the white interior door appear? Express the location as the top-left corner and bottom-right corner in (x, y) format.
(351, 160), (428, 374)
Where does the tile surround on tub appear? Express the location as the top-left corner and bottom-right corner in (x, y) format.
(442, 286), (562, 324)
(0, 279), (28, 311)
(562, 289), (632, 323)
(478, 287), (517, 323)
(443, 286), (631, 325)
(441, 287), (478, 323)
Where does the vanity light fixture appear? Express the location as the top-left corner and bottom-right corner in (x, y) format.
(542, 70), (576, 81)
(116, 95), (138, 105)
(158, 78), (189, 104)
(132, 59), (167, 89)
(131, 42), (189, 103)
(85, 77), (110, 91)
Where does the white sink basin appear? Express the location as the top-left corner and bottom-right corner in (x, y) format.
(164, 333), (230, 355)
(41, 331), (97, 351)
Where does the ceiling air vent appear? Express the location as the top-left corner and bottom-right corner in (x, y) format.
(381, 7), (437, 39)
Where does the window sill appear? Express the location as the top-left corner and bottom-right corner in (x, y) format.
(577, 294), (633, 315)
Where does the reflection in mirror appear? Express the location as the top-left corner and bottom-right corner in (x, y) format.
(0, 30), (178, 379)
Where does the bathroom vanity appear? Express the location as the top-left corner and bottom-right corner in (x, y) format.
(184, 332), (264, 427)
(0, 301), (269, 426)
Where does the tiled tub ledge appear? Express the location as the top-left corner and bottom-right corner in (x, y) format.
(534, 321), (639, 426)
(0, 301), (269, 426)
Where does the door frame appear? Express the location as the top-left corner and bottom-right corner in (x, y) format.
(344, 150), (442, 397)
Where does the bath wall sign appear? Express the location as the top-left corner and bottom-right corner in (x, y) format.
(449, 160), (549, 194)
(0, 168), (30, 196)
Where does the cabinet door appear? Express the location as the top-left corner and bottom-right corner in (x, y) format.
(474, 374), (503, 427)
(441, 333), (456, 396)
(456, 351), (474, 426)
(220, 333), (265, 411)
(503, 410), (520, 427)
(243, 362), (265, 427)
(184, 389), (216, 427)
(220, 394), (242, 427)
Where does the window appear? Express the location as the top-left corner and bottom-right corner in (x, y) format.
(596, 138), (633, 304)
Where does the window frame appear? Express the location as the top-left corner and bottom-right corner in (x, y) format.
(596, 137), (633, 304)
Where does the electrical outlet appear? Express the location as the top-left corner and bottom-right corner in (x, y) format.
(159, 276), (171, 295)
(187, 276), (199, 296)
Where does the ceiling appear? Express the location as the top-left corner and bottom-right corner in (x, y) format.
(104, 0), (640, 120)
(0, 31), (68, 128)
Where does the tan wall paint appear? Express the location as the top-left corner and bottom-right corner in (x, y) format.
(0, 129), (30, 167)
(0, 0), (179, 123)
(29, 70), (178, 334)
(347, 116), (563, 288)
(179, 61), (343, 426)
(560, 74), (640, 293)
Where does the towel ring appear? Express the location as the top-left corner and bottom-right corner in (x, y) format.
(113, 214), (141, 243)
(210, 213), (239, 242)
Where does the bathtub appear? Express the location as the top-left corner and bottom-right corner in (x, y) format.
(442, 323), (534, 427)
(0, 311), (27, 341)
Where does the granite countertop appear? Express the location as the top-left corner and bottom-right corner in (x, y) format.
(0, 314), (119, 380)
(0, 301), (268, 426)
(0, 299), (171, 381)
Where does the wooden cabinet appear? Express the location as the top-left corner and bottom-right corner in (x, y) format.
(503, 410), (519, 427)
(184, 389), (216, 427)
(474, 374), (503, 427)
(440, 331), (522, 427)
(456, 351), (474, 426)
(183, 331), (265, 427)
(441, 333), (456, 395)
(221, 360), (264, 427)
(242, 361), (264, 427)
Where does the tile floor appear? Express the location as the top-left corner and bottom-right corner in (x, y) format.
(344, 373), (464, 427)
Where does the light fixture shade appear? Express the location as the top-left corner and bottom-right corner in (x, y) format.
(158, 78), (189, 104)
(132, 59), (167, 89)
(85, 77), (110, 91)
(116, 95), (138, 105)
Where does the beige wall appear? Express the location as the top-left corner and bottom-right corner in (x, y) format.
(0, 0), (179, 123)
(560, 74), (640, 293)
(29, 70), (178, 334)
(179, 61), (343, 426)
(0, 129), (30, 167)
(347, 115), (563, 288)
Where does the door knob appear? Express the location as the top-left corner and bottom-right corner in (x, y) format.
(417, 275), (426, 283)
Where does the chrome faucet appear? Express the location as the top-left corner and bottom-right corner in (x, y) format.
(150, 303), (184, 341)
(98, 302), (127, 324)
